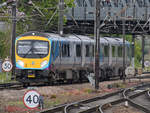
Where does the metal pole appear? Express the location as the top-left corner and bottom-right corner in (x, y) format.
(58, 0), (64, 36)
(122, 18), (126, 83)
(94, 0), (100, 90)
(132, 1), (136, 68)
(132, 35), (135, 68)
(11, 2), (16, 80)
(142, 36), (145, 71)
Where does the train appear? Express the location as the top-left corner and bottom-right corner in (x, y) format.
(15, 31), (131, 84)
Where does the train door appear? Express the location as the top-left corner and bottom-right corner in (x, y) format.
(103, 44), (109, 65)
(109, 44), (112, 66)
(116, 45), (119, 65)
(85, 42), (91, 67)
(111, 45), (117, 66)
(81, 42), (86, 67)
(118, 45), (123, 67)
(89, 43), (94, 69)
(75, 42), (82, 67)
(51, 40), (61, 69)
(60, 41), (73, 69)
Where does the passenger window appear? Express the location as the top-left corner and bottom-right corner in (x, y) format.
(104, 45), (109, 57)
(62, 43), (70, 57)
(86, 45), (90, 57)
(118, 46), (123, 57)
(76, 44), (81, 57)
(112, 46), (115, 57)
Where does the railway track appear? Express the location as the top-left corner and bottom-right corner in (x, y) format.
(0, 73), (149, 90)
(38, 82), (150, 113)
(0, 82), (23, 90)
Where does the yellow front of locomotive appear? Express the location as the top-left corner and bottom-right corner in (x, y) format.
(15, 34), (51, 82)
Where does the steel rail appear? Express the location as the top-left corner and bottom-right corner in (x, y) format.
(38, 104), (67, 113)
(0, 74), (150, 90)
(79, 83), (150, 113)
(100, 85), (150, 113)
(0, 82), (23, 90)
(64, 90), (123, 113)
(79, 90), (149, 113)
(38, 82), (150, 113)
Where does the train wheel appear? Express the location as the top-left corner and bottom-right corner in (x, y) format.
(48, 72), (56, 85)
(23, 83), (30, 87)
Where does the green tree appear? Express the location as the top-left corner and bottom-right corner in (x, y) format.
(0, 31), (11, 59)
(0, 0), (74, 35)
(17, 0), (74, 34)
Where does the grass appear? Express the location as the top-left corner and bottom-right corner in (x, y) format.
(0, 72), (12, 83)
(7, 101), (24, 106)
(45, 99), (61, 108)
(83, 88), (93, 94)
(112, 82), (126, 89)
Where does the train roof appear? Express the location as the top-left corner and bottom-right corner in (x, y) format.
(17, 31), (130, 45)
(115, 38), (130, 45)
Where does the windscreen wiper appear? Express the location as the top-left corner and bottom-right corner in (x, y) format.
(22, 47), (33, 58)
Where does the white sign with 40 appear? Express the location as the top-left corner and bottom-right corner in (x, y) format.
(23, 90), (40, 109)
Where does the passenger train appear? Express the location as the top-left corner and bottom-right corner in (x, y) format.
(15, 31), (131, 84)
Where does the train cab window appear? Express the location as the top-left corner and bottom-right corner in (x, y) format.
(76, 44), (81, 57)
(118, 46), (123, 57)
(62, 43), (70, 57)
(112, 46), (116, 57)
(86, 45), (90, 57)
(104, 45), (109, 57)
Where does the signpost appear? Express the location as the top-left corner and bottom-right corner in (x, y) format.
(23, 90), (40, 109)
(125, 66), (135, 77)
(2, 60), (13, 72)
(144, 61), (150, 68)
(144, 61), (150, 72)
(1, 58), (13, 82)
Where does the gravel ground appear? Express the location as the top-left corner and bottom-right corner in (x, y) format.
(104, 105), (144, 113)
(0, 78), (149, 113)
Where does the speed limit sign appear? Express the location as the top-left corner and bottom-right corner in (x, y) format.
(2, 60), (13, 72)
(23, 90), (40, 109)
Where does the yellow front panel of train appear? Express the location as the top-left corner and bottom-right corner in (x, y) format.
(15, 36), (51, 69)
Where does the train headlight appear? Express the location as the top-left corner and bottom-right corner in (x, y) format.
(17, 60), (24, 67)
(41, 60), (48, 68)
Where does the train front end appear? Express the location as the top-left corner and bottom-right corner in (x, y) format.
(15, 33), (51, 83)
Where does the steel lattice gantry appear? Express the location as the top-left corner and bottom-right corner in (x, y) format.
(65, 0), (150, 35)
